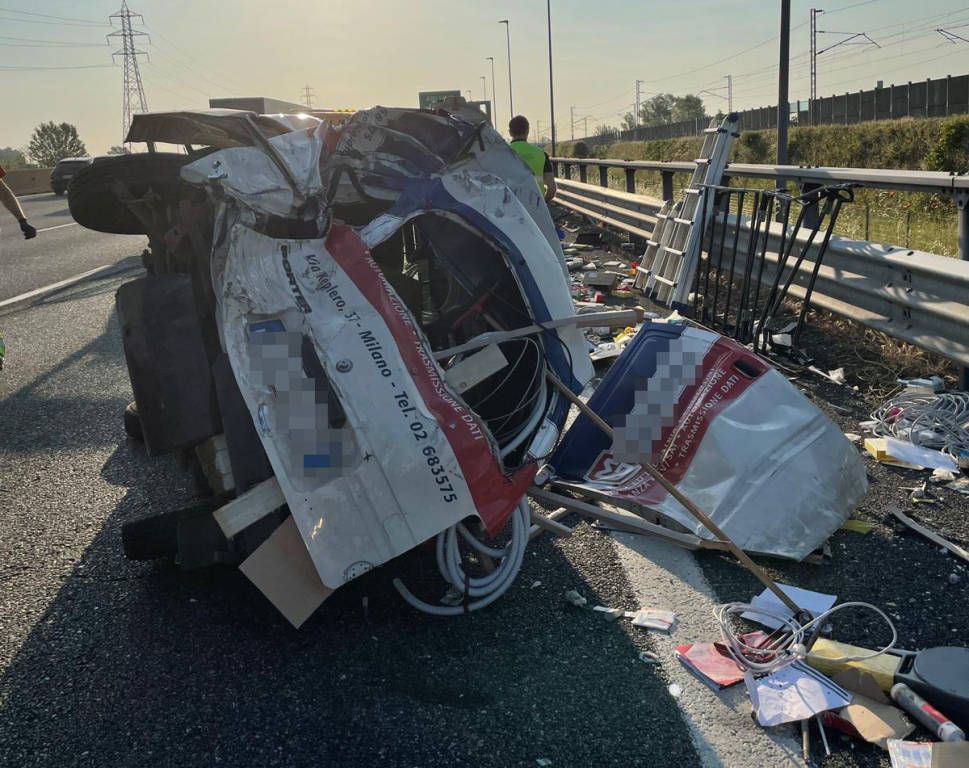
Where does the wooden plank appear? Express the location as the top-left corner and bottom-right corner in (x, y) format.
(528, 507), (572, 541)
(528, 487), (703, 550)
(213, 477), (286, 538)
(529, 508), (573, 536)
(889, 505), (969, 564)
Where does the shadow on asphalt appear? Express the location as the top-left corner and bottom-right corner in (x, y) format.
(0, 297), (698, 767)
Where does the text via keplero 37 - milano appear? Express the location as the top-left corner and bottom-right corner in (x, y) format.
(301, 249), (465, 504)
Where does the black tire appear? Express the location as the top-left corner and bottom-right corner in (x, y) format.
(122, 509), (178, 560)
(68, 153), (192, 235)
(123, 401), (144, 442)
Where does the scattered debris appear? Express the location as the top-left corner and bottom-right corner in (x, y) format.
(536, 758), (553, 767)
(675, 643), (745, 690)
(747, 660), (853, 727)
(631, 608), (676, 633)
(843, 432), (863, 444)
(840, 519), (874, 534)
(592, 605), (624, 622)
(930, 467), (958, 484)
(564, 590), (588, 607)
(667, 683), (682, 699)
(888, 506), (969, 565)
(638, 651), (662, 665)
(891, 682), (965, 742)
(741, 584), (837, 630)
(822, 669), (914, 748)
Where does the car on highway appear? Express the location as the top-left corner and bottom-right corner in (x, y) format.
(49, 156), (92, 195)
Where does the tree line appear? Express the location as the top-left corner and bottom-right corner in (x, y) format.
(594, 93), (709, 137)
(2, 122), (126, 169)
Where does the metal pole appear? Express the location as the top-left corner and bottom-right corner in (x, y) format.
(481, 76), (487, 100)
(958, 193), (969, 389)
(547, 0), (556, 156)
(499, 20), (513, 117)
(570, 105), (575, 140)
(486, 56), (497, 130)
(635, 79), (642, 125)
(777, 0), (791, 180)
(726, 74), (733, 112)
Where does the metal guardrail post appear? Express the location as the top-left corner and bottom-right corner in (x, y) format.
(563, 163), (572, 181)
(578, 164), (587, 184)
(624, 167), (636, 194)
(598, 165), (608, 188)
(661, 170), (674, 202)
(958, 189), (969, 389)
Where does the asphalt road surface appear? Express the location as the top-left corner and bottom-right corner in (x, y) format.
(1, 193), (145, 302)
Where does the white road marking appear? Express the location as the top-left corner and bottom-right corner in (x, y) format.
(36, 222), (78, 233)
(610, 520), (806, 767)
(0, 264), (113, 309)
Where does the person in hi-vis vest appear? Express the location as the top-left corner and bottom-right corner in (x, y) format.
(508, 115), (557, 203)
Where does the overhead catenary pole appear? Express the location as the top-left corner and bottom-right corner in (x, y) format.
(547, 0), (556, 155)
(635, 79), (643, 125)
(570, 105), (575, 140)
(499, 19), (514, 117)
(480, 75), (487, 100)
(726, 74), (733, 112)
(777, 0), (791, 176)
(486, 56), (497, 128)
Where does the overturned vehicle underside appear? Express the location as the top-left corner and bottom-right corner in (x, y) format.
(70, 106), (866, 626)
(70, 106), (595, 622)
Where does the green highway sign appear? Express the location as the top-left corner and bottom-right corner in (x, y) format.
(418, 90), (461, 110)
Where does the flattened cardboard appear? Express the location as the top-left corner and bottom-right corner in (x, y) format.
(932, 741), (969, 768)
(239, 516), (333, 628)
(822, 669), (914, 748)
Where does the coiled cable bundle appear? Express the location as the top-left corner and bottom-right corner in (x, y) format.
(713, 601), (898, 675)
(393, 498), (531, 616)
(870, 391), (969, 461)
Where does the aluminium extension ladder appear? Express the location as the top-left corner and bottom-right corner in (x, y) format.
(636, 113), (741, 308)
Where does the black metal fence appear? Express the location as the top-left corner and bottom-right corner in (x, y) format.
(573, 73), (969, 146)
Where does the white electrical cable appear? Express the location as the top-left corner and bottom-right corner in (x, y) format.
(713, 601), (898, 675)
(871, 391), (969, 460)
(393, 498), (531, 615)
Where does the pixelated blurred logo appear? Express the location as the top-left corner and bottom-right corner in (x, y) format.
(584, 451), (643, 487)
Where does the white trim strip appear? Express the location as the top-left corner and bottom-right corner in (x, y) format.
(36, 222), (78, 233)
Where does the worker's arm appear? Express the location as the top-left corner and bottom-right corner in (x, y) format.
(0, 178), (36, 239)
(543, 171), (557, 202)
(542, 153), (557, 202)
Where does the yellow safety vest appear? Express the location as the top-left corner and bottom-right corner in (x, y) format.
(509, 140), (548, 195)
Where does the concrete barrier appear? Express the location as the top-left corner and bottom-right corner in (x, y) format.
(3, 168), (53, 196)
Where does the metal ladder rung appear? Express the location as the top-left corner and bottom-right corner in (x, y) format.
(661, 247), (684, 257)
(672, 217), (693, 226)
(652, 275), (676, 287)
(683, 188), (701, 195)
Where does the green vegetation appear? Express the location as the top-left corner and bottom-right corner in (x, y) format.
(554, 115), (969, 256)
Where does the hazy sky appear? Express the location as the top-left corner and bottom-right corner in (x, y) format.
(2, 0), (968, 156)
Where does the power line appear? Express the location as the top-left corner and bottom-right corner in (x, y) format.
(0, 13), (107, 28)
(0, 63), (113, 70)
(0, 6), (108, 25)
(0, 35), (108, 46)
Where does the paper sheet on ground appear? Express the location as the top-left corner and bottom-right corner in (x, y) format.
(747, 660), (852, 727)
(883, 438), (959, 472)
(741, 583), (837, 629)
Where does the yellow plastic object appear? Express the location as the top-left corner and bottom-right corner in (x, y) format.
(807, 638), (901, 693)
(864, 438), (923, 470)
(840, 519), (875, 534)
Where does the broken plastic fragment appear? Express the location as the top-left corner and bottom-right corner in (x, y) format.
(631, 608), (676, 632)
(564, 589), (587, 607)
(592, 605), (624, 621)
